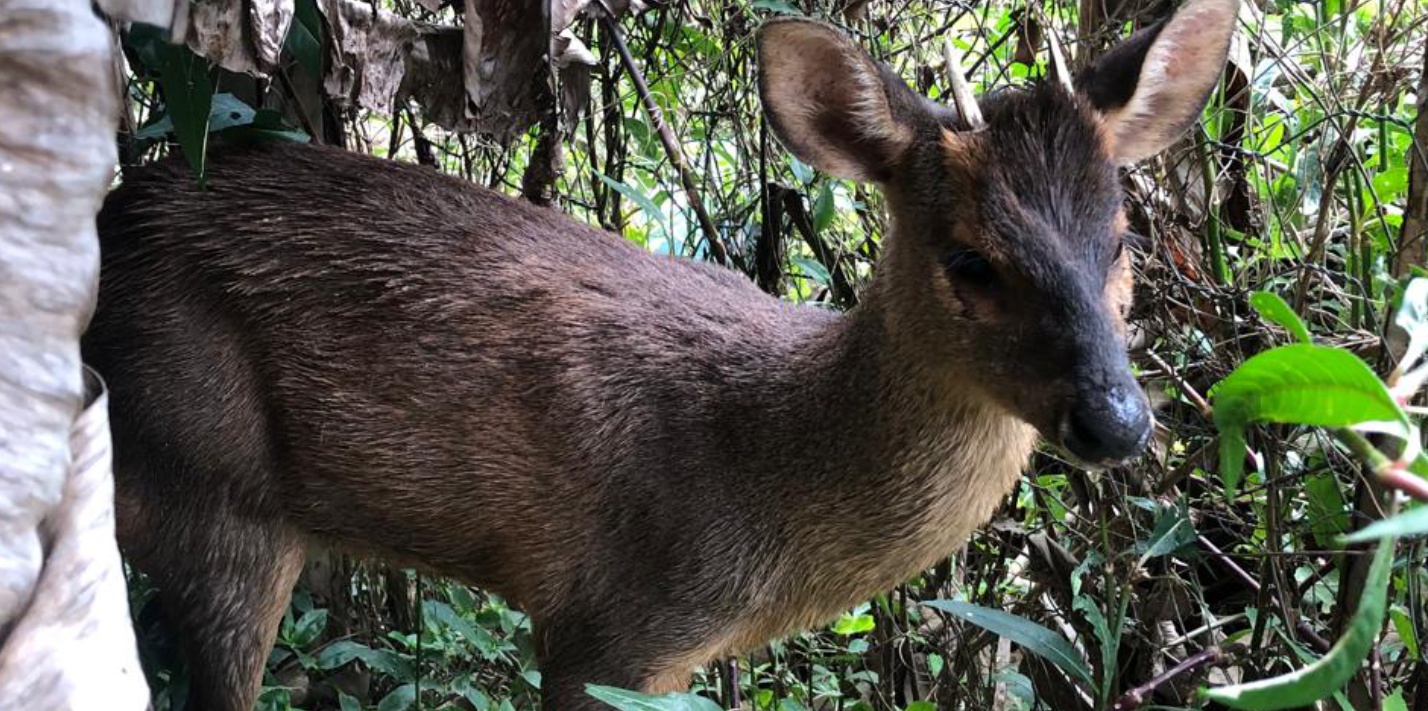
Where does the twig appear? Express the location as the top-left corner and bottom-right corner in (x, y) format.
(1111, 643), (1246, 710)
(595, 2), (730, 266)
(1146, 350), (1212, 419)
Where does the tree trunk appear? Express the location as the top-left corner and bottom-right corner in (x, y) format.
(0, 0), (180, 707)
(1395, 40), (1428, 276)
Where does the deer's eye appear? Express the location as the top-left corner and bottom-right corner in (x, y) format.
(943, 248), (998, 287)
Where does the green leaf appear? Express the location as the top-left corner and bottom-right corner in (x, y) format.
(152, 38), (216, 182)
(812, 182), (836, 234)
(315, 640), (371, 670)
(831, 611), (876, 635)
(1249, 291), (1311, 343)
(1385, 689), (1409, 711)
(792, 256), (832, 286)
(585, 684), (723, 711)
(339, 692), (362, 711)
(1204, 540), (1394, 709)
(926, 652), (944, 678)
(291, 608), (328, 647)
(1138, 503), (1196, 559)
(1340, 506), (1428, 543)
(904, 703), (936, 711)
(1372, 166), (1410, 200)
(286, 0), (323, 78)
(1211, 344), (1405, 496)
(377, 684), (415, 711)
(1305, 473), (1349, 548)
(1390, 608), (1420, 660)
(595, 171), (670, 237)
(923, 600), (1093, 686)
(462, 684), (494, 711)
(424, 599), (499, 659)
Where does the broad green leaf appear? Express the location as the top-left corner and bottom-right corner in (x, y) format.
(1386, 689), (1409, 711)
(904, 702), (936, 711)
(1390, 608), (1420, 660)
(793, 255), (832, 286)
(585, 685), (723, 711)
(1204, 539), (1394, 709)
(992, 670), (1036, 710)
(926, 652), (944, 678)
(1340, 506), (1428, 543)
(424, 599), (499, 658)
(286, 0), (323, 78)
(462, 684), (494, 711)
(924, 600), (1092, 686)
(1211, 344), (1405, 496)
(1305, 473), (1349, 548)
(291, 608), (327, 647)
(1138, 503), (1196, 559)
(1249, 291), (1311, 343)
(812, 182), (836, 234)
(596, 171), (670, 237)
(339, 692), (362, 711)
(377, 684), (415, 711)
(1373, 166), (1410, 200)
(832, 611), (876, 635)
(151, 37), (216, 181)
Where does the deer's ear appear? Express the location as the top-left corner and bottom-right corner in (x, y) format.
(757, 19), (920, 182)
(1075, 0), (1239, 164)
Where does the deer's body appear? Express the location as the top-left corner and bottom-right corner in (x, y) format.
(95, 143), (1032, 688)
(85, 1), (1237, 707)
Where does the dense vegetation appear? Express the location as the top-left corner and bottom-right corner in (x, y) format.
(116, 0), (1428, 709)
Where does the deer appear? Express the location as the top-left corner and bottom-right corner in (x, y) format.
(83, 0), (1237, 707)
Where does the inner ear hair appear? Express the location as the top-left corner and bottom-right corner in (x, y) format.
(757, 19), (919, 182)
(1075, 0), (1240, 164)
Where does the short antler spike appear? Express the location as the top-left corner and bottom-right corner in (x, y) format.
(1046, 30), (1074, 93)
(942, 37), (985, 129)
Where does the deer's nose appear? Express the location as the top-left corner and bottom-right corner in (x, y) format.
(1060, 384), (1151, 465)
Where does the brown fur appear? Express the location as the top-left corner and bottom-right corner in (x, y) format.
(83, 4), (1234, 708)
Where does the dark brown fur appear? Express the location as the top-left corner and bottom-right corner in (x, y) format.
(83, 3), (1236, 708)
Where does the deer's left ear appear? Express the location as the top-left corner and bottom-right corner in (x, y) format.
(1075, 0), (1239, 164)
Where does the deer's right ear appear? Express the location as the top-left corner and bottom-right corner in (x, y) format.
(757, 19), (918, 183)
(1075, 0), (1239, 164)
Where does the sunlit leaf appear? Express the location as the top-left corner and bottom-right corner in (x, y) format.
(831, 611), (876, 635)
(1211, 344), (1405, 496)
(1249, 291), (1311, 343)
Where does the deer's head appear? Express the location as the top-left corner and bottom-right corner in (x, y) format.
(757, 0), (1237, 467)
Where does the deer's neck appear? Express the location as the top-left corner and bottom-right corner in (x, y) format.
(775, 301), (1035, 536)
(727, 296), (1035, 639)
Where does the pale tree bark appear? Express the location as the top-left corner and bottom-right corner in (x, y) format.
(0, 0), (178, 708)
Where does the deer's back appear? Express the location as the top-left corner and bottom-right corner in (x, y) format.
(87, 142), (833, 608)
